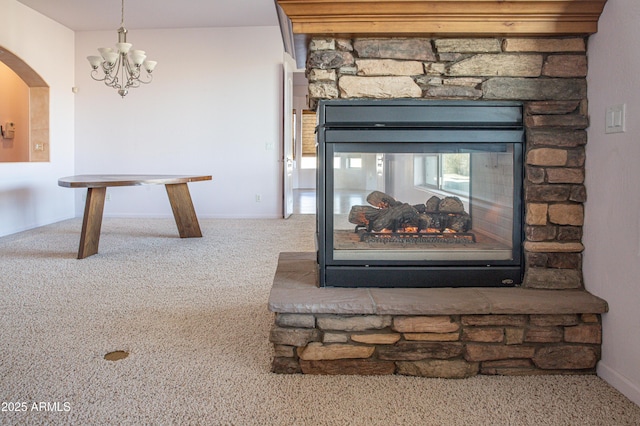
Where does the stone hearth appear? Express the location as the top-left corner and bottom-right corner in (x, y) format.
(269, 253), (608, 377)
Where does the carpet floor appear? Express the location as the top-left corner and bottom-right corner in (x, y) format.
(0, 215), (639, 425)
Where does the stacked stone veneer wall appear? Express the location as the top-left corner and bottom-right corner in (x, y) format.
(270, 36), (602, 377)
(306, 36), (589, 290)
(271, 312), (602, 376)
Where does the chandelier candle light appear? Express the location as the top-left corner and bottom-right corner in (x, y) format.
(86, 0), (157, 97)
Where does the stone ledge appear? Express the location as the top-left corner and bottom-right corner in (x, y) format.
(268, 252), (608, 316)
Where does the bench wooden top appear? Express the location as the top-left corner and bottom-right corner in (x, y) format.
(58, 174), (212, 188)
(58, 174), (211, 258)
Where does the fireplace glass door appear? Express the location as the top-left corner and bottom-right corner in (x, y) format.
(317, 100), (524, 288)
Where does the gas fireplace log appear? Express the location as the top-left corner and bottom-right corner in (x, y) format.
(438, 196), (465, 213)
(369, 203), (419, 232)
(348, 203), (420, 231)
(350, 206), (471, 233)
(351, 192), (470, 232)
(348, 205), (380, 226)
(425, 196), (441, 212)
(366, 191), (402, 208)
(418, 213), (442, 231)
(447, 212), (471, 232)
(424, 195), (466, 213)
(418, 212), (471, 232)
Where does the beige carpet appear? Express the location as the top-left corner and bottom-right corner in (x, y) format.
(0, 215), (639, 425)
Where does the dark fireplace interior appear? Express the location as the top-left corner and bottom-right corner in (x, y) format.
(317, 99), (525, 288)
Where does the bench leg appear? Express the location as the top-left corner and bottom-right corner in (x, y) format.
(165, 183), (202, 238)
(78, 187), (107, 259)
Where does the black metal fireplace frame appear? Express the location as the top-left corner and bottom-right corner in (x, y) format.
(316, 99), (525, 288)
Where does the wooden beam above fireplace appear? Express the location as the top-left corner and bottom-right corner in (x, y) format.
(277, 0), (608, 37)
(275, 0), (608, 65)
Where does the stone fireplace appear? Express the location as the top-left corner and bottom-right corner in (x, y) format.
(269, 1), (609, 377)
(309, 37), (589, 290)
(304, 35), (591, 289)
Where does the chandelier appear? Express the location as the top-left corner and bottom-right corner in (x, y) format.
(86, 0), (157, 97)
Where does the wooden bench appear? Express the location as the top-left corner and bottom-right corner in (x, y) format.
(58, 174), (212, 259)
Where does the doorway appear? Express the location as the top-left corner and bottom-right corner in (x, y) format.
(0, 47), (50, 163)
(283, 63), (314, 215)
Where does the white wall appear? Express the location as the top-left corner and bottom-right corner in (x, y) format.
(74, 26), (284, 219)
(0, 0), (76, 237)
(585, 1), (640, 406)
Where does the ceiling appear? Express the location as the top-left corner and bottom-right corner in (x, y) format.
(16, 0), (279, 31)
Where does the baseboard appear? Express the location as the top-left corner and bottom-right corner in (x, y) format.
(598, 362), (640, 406)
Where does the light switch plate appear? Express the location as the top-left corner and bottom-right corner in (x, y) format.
(605, 104), (626, 134)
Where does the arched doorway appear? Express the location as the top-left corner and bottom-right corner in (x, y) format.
(0, 47), (49, 162)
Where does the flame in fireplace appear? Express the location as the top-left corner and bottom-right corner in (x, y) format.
(377, 225), (459, 234)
